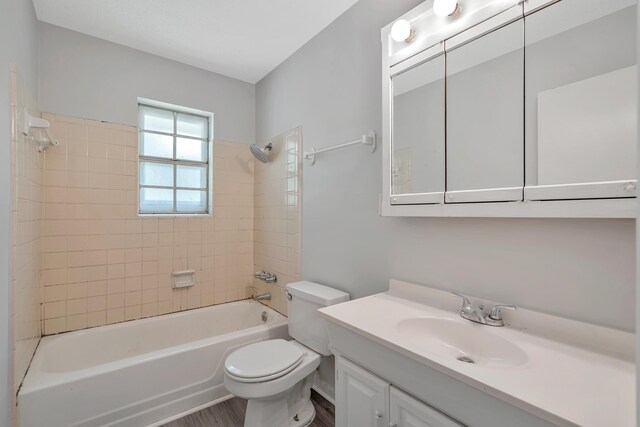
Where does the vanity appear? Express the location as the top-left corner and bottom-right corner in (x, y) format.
(381, 0), (637, 218)
(318, 280), (635, 427)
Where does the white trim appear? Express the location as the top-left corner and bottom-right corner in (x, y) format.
(380, 198), (636, 218)
(144, 394), (234, 427)
(523, 0), (561, 15)
(136, 99), (214, 216)
(525, 180), (637, 201)
(445, 187), (522, 204)
(138, 97), (213, 119)
(311, 384), (335, 406)
(381, 28), (394, 218)
(390, 44), (444, 77)
(391, 192), (444, 205)
(444, 5), (523, 52)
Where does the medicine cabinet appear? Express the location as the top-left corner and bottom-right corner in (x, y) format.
(381, 0), (637, 218)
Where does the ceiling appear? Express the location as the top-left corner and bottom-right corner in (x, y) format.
(32, 0), (359, 83)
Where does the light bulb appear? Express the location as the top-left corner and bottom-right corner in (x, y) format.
(433, 0), (459, 17)
(391, 19), (414, 43)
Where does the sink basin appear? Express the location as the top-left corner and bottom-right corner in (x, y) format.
(396, 317), (528, 368)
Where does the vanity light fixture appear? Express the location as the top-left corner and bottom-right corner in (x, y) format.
(433, 0), (460, 17)
(390, 19), (415, 43)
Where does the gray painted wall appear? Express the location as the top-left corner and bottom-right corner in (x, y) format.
(0, 16), (11, 427)
(636, 2), (639, 422)
(256, 0), (636, 331)
(38, 23), (255, 145)
(0, 0), (39, 423)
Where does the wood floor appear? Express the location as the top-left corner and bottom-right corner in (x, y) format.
(162, 390), (334, 427)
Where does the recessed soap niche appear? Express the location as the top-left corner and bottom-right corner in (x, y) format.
(172, 270), (196, 289)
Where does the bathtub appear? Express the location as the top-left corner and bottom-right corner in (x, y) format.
(18, 300), (288, 427)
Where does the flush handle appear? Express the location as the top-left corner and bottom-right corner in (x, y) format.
(285, 290), (292, 301)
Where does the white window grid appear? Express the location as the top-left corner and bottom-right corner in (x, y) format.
(138, 104), (211, 215)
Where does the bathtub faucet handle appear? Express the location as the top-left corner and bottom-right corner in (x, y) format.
(254, 271), (277, 283)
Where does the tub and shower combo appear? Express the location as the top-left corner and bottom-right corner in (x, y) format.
(18, 300), (288, 427)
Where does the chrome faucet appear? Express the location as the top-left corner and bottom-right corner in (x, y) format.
(255, 292), (272, 301)
(254, 271), (277, 283)
(486, 304), (518, 327)
(452, 292), (516, 327)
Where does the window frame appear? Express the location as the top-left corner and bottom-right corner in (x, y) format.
(137, 99), (214, 216)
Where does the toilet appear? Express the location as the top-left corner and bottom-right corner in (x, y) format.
(224, 281), (349, 427)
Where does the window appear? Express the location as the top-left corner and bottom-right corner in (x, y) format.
(138, 101), (212, 214)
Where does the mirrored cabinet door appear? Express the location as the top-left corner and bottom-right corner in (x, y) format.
(444, 13), (524, 203)
(390, 49), (446, 205)
(524, 0), (638, 200)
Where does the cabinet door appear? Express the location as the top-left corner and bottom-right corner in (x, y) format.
(390, 386), (464, 427)
(390, 46), (446, 205)
(524, 0), (637, 200)
(336, 356), (389, 427)
(445, 7), (524, 203)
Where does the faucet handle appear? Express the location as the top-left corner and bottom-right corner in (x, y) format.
(451, 292), (472, 309)
(489, 304), (517, 320)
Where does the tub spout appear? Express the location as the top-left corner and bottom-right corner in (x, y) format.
(255, 292), (272, 301)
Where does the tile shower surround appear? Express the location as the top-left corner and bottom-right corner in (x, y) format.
(252, 128), (302, 315)
(10, 66), (43, 399)
(41, 114), (256, 334)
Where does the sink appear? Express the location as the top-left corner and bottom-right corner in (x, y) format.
(396, 317), (528, 368)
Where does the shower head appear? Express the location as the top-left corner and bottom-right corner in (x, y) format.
(250, 143), (272, 163)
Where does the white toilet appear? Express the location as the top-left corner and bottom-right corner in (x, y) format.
(224, 281), (349, 427)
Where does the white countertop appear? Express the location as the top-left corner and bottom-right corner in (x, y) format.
(319, 280), (635, 427)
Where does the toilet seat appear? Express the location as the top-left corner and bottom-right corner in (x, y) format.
(225, 339), (305, 383)
(224, 340), (321, 402)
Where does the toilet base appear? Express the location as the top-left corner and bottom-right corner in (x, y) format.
(243, 373), (316, 427)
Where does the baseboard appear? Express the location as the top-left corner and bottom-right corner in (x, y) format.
(312, 384), (335, 406)
(145, 394), (234, 427)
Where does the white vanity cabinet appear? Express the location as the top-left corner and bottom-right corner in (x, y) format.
(336, 357), (465, 427)
(390, 387), (464, 427)
(335, 357), (389, 427)
(381, 0), (638, 218)
(323, 281), (635, 427)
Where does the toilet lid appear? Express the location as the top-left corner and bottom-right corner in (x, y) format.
(225, 339), (304, 380)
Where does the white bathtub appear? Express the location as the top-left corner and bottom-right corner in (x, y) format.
(18, 300), (289, 427)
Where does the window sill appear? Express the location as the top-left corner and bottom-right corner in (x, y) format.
(137, 212), (213, 218)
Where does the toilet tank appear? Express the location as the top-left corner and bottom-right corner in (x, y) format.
(286, 281), (349, 356)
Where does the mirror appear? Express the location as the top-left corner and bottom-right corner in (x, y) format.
(525, 0), (637, 194)
(381, 0), (637, 217)
(445, 18), (524, 201)
(391, 54), (446, 198)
